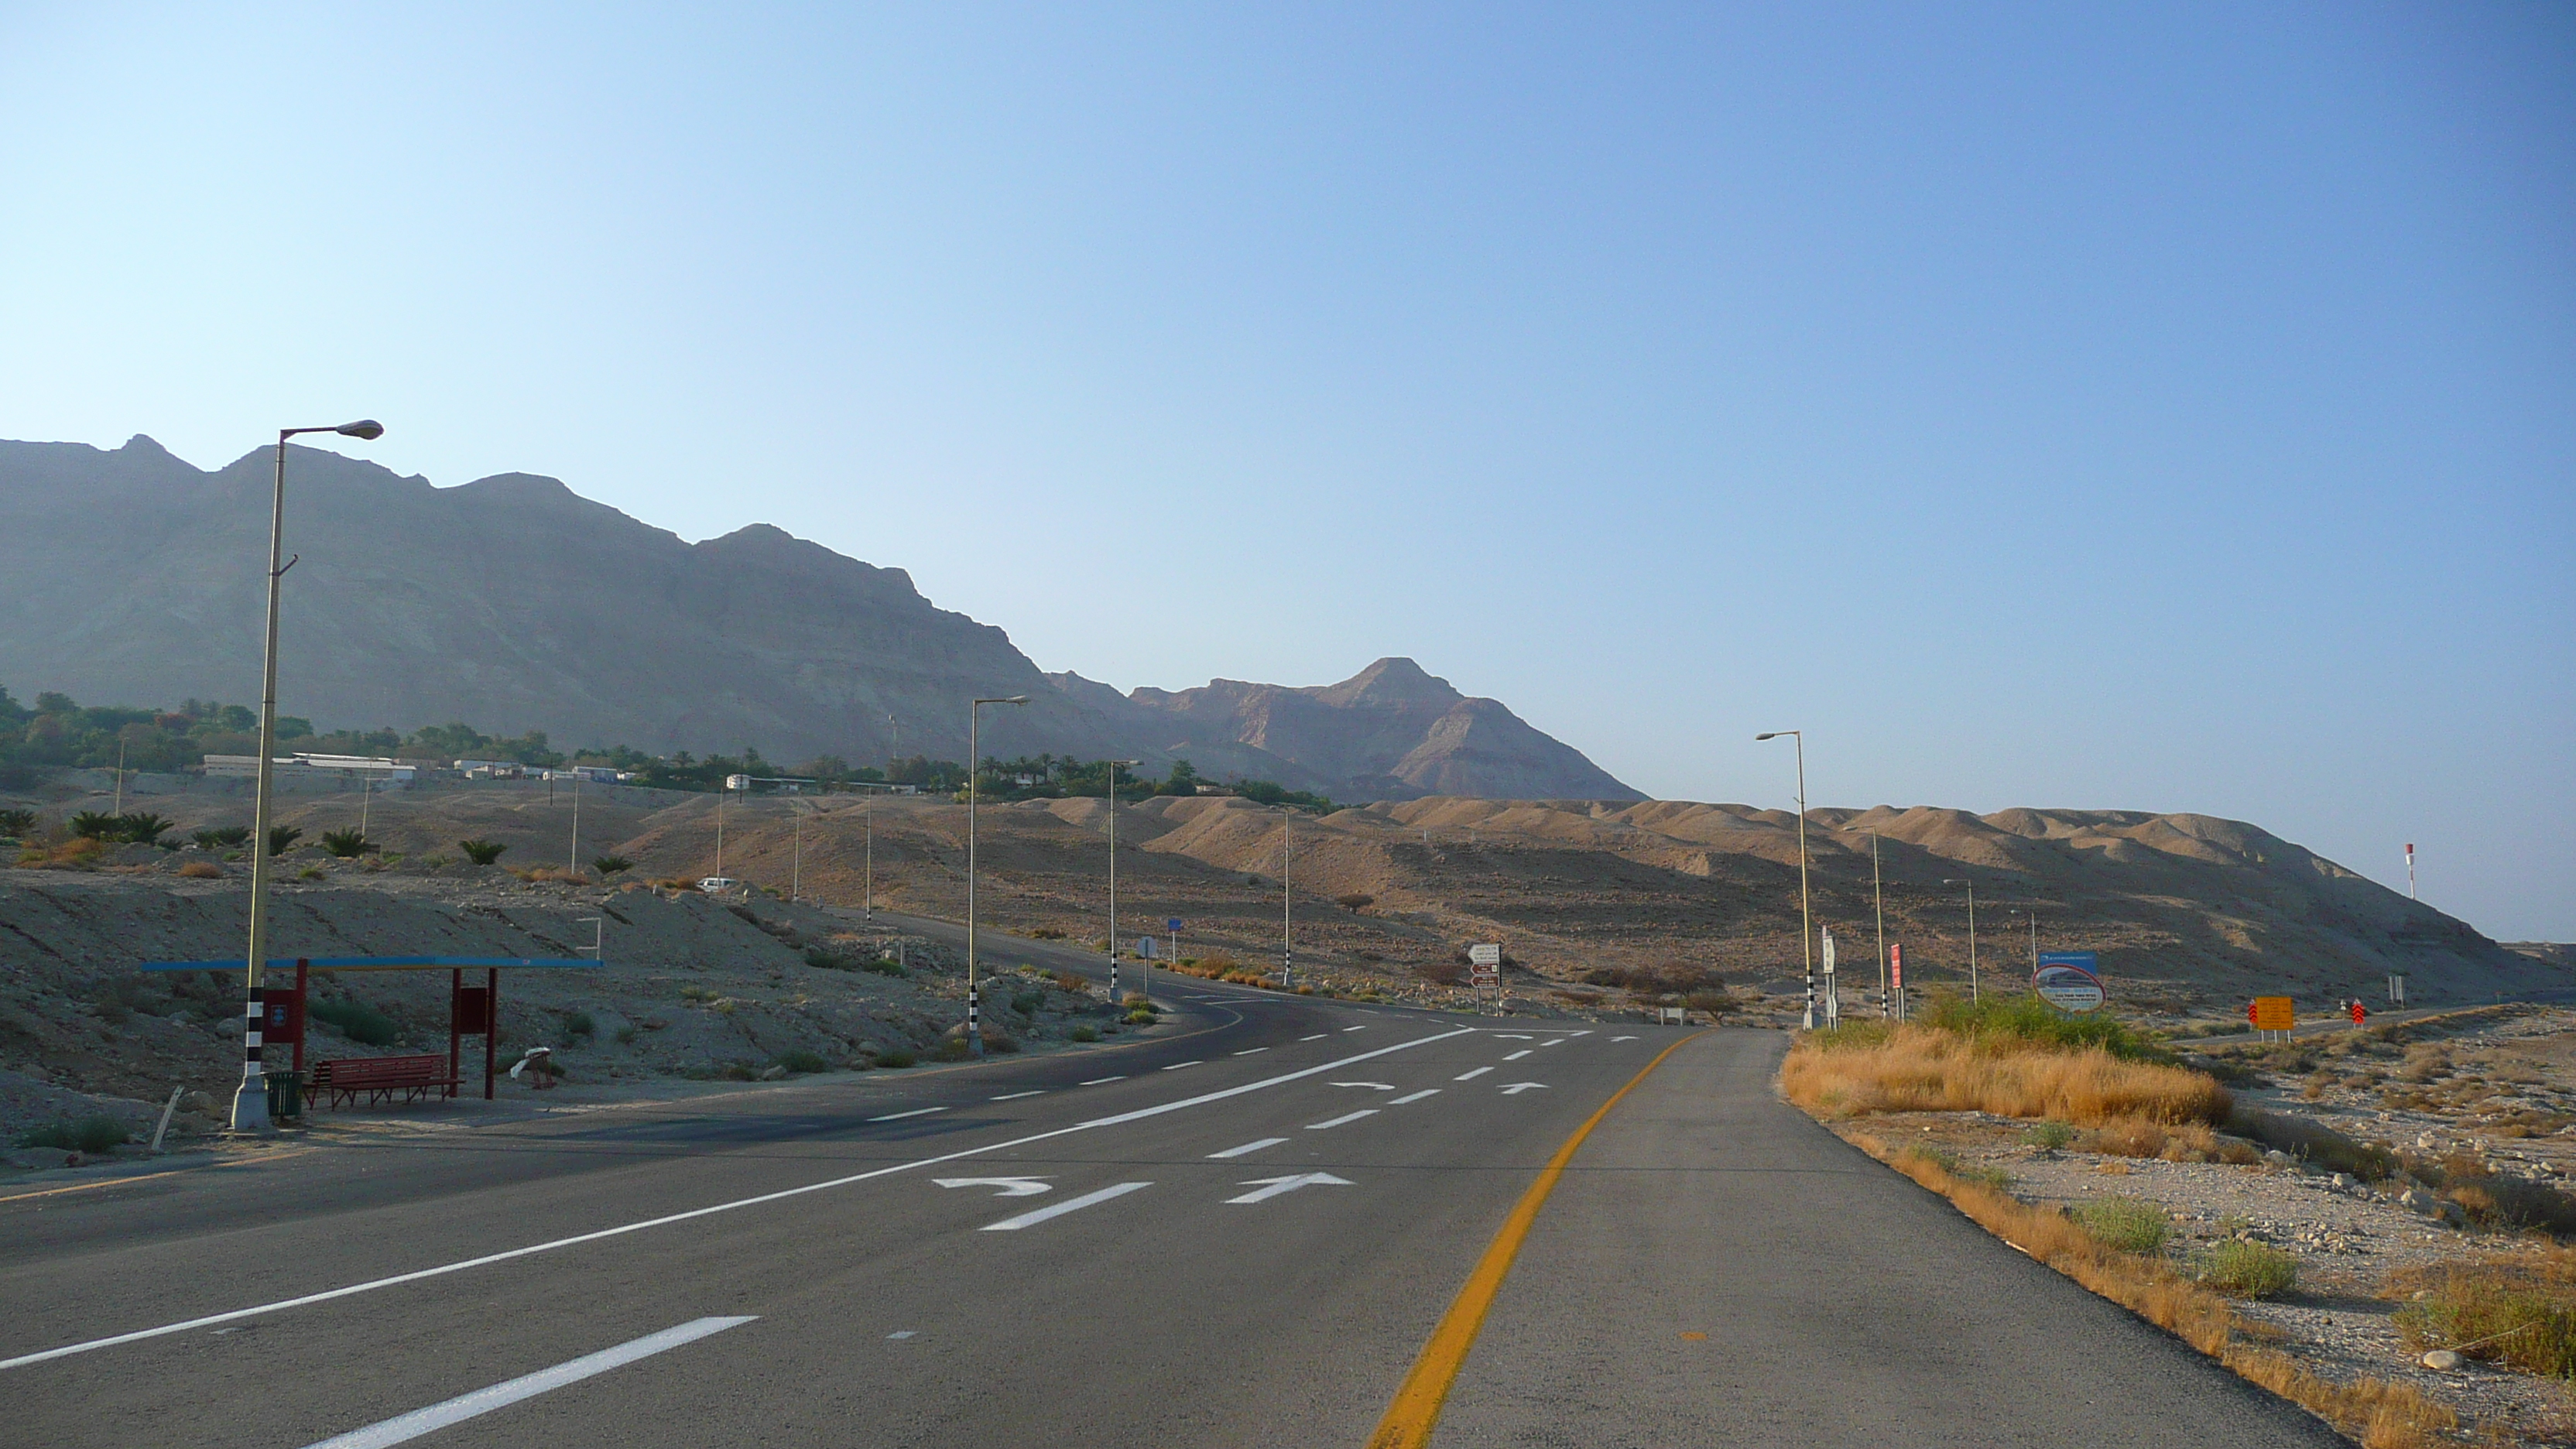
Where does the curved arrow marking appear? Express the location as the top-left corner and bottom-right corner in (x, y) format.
(933, 1177), (1052, 1197)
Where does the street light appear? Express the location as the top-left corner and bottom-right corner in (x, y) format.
(1944, 876), (1980, 1002)
(1755, 731), (1816, 1029)
(1105, 759), (1139, 1002)
(234, 419), (383, 1132)
(966, 695), (1029, 1056)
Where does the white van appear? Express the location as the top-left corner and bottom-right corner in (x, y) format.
(697, 876), (740, 894)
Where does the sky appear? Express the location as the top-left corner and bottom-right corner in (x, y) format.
(1, 4), (2569, 940)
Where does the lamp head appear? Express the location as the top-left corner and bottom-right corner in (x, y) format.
(334, 420), (385, 440)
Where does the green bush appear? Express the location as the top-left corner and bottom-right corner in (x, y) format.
(2199, 1239), (2297, 1297)
(803, 946), (842, 969)
(0, 807), (38, 837)
(985, 1033), (1021, 1053)
(776, 1049), (831, 1074)
(937, 1038), (973, 1061)
(194, 825), (250, 848)
(2074, 1196), (2172, 1253)
(2022, 1121), (2078, 1151)
(560, 1010), (597, 1040)
(614, 1025), (639, 1045)
(876, 1048), (917, 1068)
(1125, 1007), (1156, 1025)
(591, 855), (633, 875)
(861, 957), (906, 978)
(267, 824), (302, 857)
(116, 812), (174, 844)
(1913, 991), (2174, 1064)
(70, 810), (121, 839)
(2396, 1273), (2576, 1379)
(310, 997), (400, 1046)
(319, 829), (376, 858)
(2228, 1106), (2399, 1181)
(19, 1115), (130, 1153)
(1011, 990), (1044, 1016)
(1068, 1024), (1098, 1043)
(457, 838), (507, 865)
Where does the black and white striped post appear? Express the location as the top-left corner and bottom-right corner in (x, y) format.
(233, 418), (383, 1132)
(964, 694), (1029, 1058)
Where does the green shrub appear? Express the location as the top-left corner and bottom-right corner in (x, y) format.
(310, 997), (401, 1046)
(803, 946), (843, 969)
(70, 810), (120, 839)
(457, 838), (507, 865)
(2396, 1270), (2576, 1378)
(2022, 1121), (2078, 1151)
(265, 824), (303, 857)
(1069, 1024), (1098, 1043)
(2074, 1196), (2172, 1253)
(1011, 990), (1044, 1016)
(2199, 1239), (2297, 1297)
(0, 807), (38, 837)
(115, 812), (175, 844)
(776, 1049), (831, 1074)
(194, 825), (250, 848)
(985, 1033), (1021, 1053)
(591, 855), (633, 875)
(1125, 1007), (1156, 1025)
(721, 1061), (759, 1081)
(560, 1010), (597, 1040)
(876, 1048), (917, 1068)
(937, 1038), (973, 1061)
(614, 1025), (639, 1045)
(861, 957), (906, 978)
(1913, 991), (2174, 1064)
(320, 829), (377, 858)
(19, 1115), (130, 1153)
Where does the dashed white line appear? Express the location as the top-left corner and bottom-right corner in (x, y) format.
(1540, 1039), (1567, 1047)
(989, 1091), (1045, 1101)
(1567, 1030), (1594, 1036)
(982, 1182), (1153, 1231)
(868, 1107), (947, 1122)
(298, 1317), (755, 1449)
(1233, 1046), (1269, 1056)
(1300, 1034), (1328, 1042)
(1612, 1035), (1639, 1043)
(1503, 1050), (1532, 1061)
(1305, 1109), (1379, 1130)
(1079, 1076), (1126, 1086)
(1341, 1026), (1368, 1033)
(1208, 1137), (1288, 1160)
(1454, 1067), (1493, 1081)
(1160, 1061), (1202, 1071)
(1391, 1089), (1440, 1105)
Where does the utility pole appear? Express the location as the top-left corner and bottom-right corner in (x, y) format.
(1944, 876), (1980, 1002)
(113, 738), (126, 814)
(1872, 831), (1886, 1004)
(791, 800), (802, 903)
(863, 811), (873, 922)
(1756, 731), (1814, 1029)
(1281, 807), (1293, 988)
(567, 772), (581, 872)
(1107, 760), (1138, 1002)
(966, 695), (1029, 1057)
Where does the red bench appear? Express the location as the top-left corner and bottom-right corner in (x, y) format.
(309, 1054), (460, 1108)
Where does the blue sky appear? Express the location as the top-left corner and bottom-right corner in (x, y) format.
(2, 5), (2569, 939)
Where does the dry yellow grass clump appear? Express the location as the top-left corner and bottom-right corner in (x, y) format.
(1783, 1021), (2231, 1127)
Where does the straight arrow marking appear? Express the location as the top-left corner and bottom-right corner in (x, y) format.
(1226, 1172), (1355, 1204)
(1499, 1082), (1548, 1095)
(982, 1182), (1152, 1231)
(933, 1177), (1051, 1197)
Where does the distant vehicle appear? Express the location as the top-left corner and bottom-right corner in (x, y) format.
(697, 877), (740, 894)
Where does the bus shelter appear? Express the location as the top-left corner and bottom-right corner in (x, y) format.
(141, 955), (602, 1110)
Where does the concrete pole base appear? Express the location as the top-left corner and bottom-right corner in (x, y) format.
(230, 1074), (273, 1133)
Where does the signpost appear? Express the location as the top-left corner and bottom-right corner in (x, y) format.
(1820, 929), (1839, 1026)
(1468, 943), (1502, 1011)
(1136, 933), (1157, 1000)
(1889, 942), (1905, 1022)
(2250, 995), (2294, 1042)
(2388, 973), (2406, 1008)
(2033, 951), (2106, 1012)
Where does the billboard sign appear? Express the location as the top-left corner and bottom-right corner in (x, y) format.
(2250, 995), (2294, 1032)
(2033, 951), (2106, 1012)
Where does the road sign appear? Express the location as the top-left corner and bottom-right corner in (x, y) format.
(1136, 936), (1157, 959)
(1166, 917), (1183, 932)
(1889, 943), (1903, 988)
(2251, 996), (2294, 1032)
(2034, 952), (2105, 1012)
(1468, 943), (1501, 967)
(1821, 929), (1835, 975)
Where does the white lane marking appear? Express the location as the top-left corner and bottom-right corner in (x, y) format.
(1612, 1035), (1639, 1043)
(886, 1331), (916, 1340)
(1503, 1050), (1532, 1061)
(1567, 1030), (1594, 1036)
(1, 1026), (1476, 1371)
(1080, 1076), (1126, 1086)
(1453, 1067), (1493, 1081)
(1160, 1061), (1202, 1071)
(1329, 1081), (1396, 1091)
(989, 1091), (1045, 1101)
(1391, 1089), (1440, 1105)
(1492, 1034), (1535, 1040)
(1208, 1137), (1288, 1160)
(1500, 1082), (1549, 1095)
(869, 1107), (947, 1122)
(1233, 1046), (1269, 1055)
(1305, 1110), (1379, 1130)
(299, 1317), (755, 1449)
(1226, 1172), (1354, 1204)
(1540, 1039), (1567, 1047)
(933, 1177), (1050, 1197)
(1342, 1025), (1368, 1032)
(1299, 1033), (1328, 1042)
(982, 1182), (1152, 1231)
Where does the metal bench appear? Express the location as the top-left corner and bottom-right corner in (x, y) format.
(308, 1053), (460, 1108)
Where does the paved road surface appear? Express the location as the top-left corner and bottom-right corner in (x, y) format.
(2, 915), (2348, 1447)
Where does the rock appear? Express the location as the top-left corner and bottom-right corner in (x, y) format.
(2400, 1188), (2441, 1214)
(184, 1090), (217, 1113)
(2422, 1350), (2464, 1372)
(2441, 1201), (2468, 1228)
(2265, 1149), (2293, 1166)
(2330, 1173), (2355, 1190)
(759, 1064), (790, 1081)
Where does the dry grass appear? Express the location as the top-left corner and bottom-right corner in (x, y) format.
(176, 859), (224, 879)
(1783, 1023), (2232, 1127)
(2391, 1246), (2576, 1380)
(1851, 1132), (2453, 1447)
(14, 837), (104, 870)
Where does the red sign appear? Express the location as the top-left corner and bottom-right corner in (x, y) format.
(454, 985), (495, 1036)
(1889, 944), (1903, 989)
(262, 993), (303, 1045)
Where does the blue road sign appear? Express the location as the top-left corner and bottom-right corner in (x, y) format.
(1166, 917), (1183, 932)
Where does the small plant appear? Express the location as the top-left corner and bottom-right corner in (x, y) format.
(115, 812), (174, 844)
(310, 997), (401, 1046)
(457, 838), (507, 865)
(876, 1048), (917, 1068)
(267, 824), (303, 857)
(776, 1048), (831, 1074)
(1069, 1024), (1099, 1043)
(614, 1025), (639, 1045)
(985, 1033), (1021, 1053)
(861, 956), (906, 978)
(320, 828), (378, 858)
(2199, 1239), (2297, 1298)
(18, 1115), (131, 1153)
(2022, 1121), (2078, 1151)
(70, 810), (121, 839)
(298, 866), (327, 880)
(1334, 892), (1374, 911)
(560, 1010), (597, 1040)
(1011, 989), (1045, 1016)
(194, 826), (250, 849)
(1050, 970), (1088, 993)
(1125, 1007), (1156, 1025)
(178, 860), (224, 879)
(803, 946), (844, 969)
(0, 807), (38, 837)
(1025, 927), (1067, 940)
(591, 855), (633, 875)
(937, 1038), (973, 1061)
(2074, 1196), (2173, 1253)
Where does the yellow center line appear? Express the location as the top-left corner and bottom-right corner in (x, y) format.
(1365, 1030), (1706, 1449)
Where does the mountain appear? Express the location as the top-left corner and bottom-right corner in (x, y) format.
(0, 435), (1641, 801)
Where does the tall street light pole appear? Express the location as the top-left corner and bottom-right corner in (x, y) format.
(1755, 731), (1815, 1029)
(1280, 807), (1293, 988)
(234, 418), (383, 1133)
(862, 811), (874, 922)
(1944, 877), (1979, 1002)
(966, 695), (1028, 1057)
(1872, 831), (1886, 1005)
(1106, 759), (1138, 1002)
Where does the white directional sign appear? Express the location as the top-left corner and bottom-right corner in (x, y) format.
(1468, 944), (1501, 966)
(1499, 1082), (1549, 1095)
(1226, 1172), (1355, 1204)
(934, 1177), (1052, 1197)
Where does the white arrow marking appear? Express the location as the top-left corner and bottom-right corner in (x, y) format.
(933, 1177), (1052, 1197)
(1208, 1137), (1287, 1160)
(1330, 1081), (1397, 1091)
(1499, 1082), (1549, 1095)
(982, 1181), (1152, 1231)
(1391, 1089), (1440, 1105)
(1454, 1067), (1493, 1081)
(869, 1107), (946, 1122)
(1226, 1172), (1355, 1204)
(1612, 1036), (1639, 1043)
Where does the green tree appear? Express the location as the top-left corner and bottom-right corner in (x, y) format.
(267, 825), (303, 857)
(320, 829), (377, 858)
(457, 839), (508, 865)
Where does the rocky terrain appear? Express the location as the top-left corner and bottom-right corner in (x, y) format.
(0, 435), (1634, 800)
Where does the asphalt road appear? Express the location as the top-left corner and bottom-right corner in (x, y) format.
(2, 918), (2350, 1447)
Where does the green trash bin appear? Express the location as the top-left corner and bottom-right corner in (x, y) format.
(265, 1069), (302, 1120)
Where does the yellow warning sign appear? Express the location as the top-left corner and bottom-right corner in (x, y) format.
(2250, 996), (2294, 1032)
